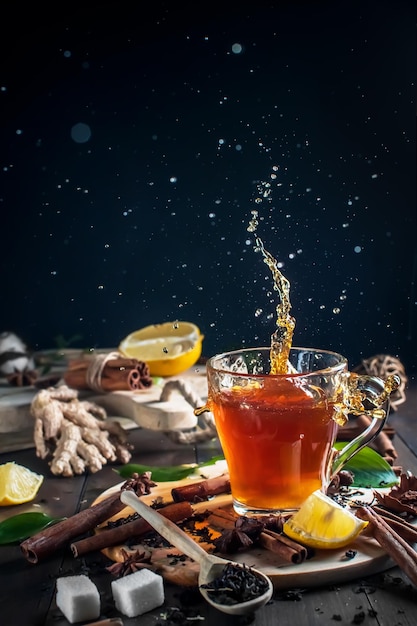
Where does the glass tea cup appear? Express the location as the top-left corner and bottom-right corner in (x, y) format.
(198, 346), (399, 515)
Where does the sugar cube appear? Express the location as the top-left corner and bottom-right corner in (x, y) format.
(55, 574), (100, 624)
(111, 568), (164, 617)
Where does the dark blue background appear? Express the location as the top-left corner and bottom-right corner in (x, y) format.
(1, 1), (416, 373)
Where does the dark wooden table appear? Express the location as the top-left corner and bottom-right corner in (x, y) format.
(0, 381), (416, 626)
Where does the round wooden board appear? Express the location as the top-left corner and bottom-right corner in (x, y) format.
(93, 478), (405, 590)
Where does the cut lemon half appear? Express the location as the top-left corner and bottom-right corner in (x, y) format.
(118, 321), (204, 377)
(0, 462), (44, 506)
(283, 490), (368, 550)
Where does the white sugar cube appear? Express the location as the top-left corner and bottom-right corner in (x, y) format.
(55, 574), (100, 624)
(111, 568), (164, 617)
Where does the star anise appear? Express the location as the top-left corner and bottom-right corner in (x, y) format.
(235, 515), (265, 539)
(121, 471), (157, 496)
(106, 548), (152, 578)
(260, 514), (286, 533)
(213, 528), (253, 553)
(213, 514), (284, 553)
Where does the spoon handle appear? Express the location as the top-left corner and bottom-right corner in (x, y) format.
(120, 490), (210, 565)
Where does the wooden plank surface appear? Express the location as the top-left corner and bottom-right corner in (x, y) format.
(0, 378), (416, 626)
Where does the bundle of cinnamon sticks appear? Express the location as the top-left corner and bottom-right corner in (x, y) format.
(206, 506), (307, 564)
(63, 354), (152, 392)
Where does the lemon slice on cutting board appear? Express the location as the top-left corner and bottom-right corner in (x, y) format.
(283, 490), (368, 550)
(118, 321), (204, 377)
(0, 462), (44, 506)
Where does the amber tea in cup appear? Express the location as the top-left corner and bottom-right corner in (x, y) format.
(201, 346), (394, 514)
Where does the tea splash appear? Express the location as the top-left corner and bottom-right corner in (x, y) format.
(246, 208), (399, 422)
(247, 209), (295, 374)
(196, 206), (400, 512)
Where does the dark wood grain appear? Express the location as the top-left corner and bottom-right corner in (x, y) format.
(1, 379), (416, 626)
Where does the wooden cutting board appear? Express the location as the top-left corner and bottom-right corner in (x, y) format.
(92, 477), (406, 590)
(0, 362), (208, 452)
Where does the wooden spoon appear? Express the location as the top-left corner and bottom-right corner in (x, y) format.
(120, 490), (273, 616)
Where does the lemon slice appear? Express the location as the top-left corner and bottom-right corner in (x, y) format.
(283, 490), (368, 550)
(0, 462), (44, 506)
(118, 321), (204, 377)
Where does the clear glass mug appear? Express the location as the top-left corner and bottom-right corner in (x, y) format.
(198, 347), (399, 515)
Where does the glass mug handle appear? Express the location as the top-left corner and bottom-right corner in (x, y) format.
(330, 372), (400, 478)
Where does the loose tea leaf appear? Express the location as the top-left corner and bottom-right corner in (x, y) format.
(201, 562), (269, 605)
(0, 512), (64, 544)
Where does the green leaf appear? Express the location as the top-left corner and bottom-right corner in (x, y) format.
(116, 455), (225, 482)
(334, 443), (398, 488)
(0, 512), (65, 545)
(117, 464), (195, 482)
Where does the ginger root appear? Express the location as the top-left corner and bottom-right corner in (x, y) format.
(30, 385), (132, 476)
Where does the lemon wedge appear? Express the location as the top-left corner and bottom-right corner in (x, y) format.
(0, 462), (44, 506)
(283, 489), (368, 550)
(118, 321), (204, 377)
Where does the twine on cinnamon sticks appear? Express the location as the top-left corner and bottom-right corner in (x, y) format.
(63, 352), (153, 392)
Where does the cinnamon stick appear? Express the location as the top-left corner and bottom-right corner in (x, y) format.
(356, 506), (417, 587)
(71, 500), (193, 557)
(21, 491), (126, 563)
(64, 356), (152, 392)
(207, 510), (237, 530)
(371, 506), (417, 544)
(207, 507), (307, 564)
(171, 474), (231, 502)
(259, 529), (308, 564)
